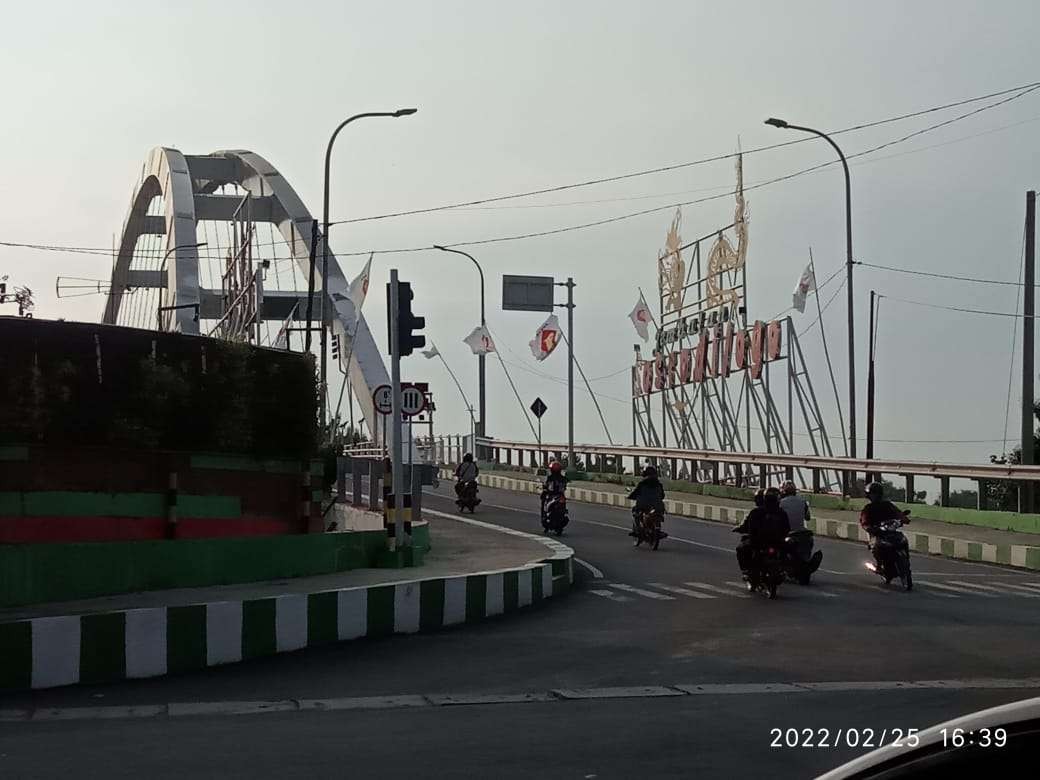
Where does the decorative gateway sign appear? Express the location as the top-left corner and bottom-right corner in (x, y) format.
(632, 319), (783, 397)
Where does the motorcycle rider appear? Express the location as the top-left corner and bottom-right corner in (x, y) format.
(627, 465), (667, 538)
(541, 460), (569, 521)
(736, 486), (791, 577)
(779, 480), (810, 532)
(454, 453), (479, 497)
(859, 481), (904, 568)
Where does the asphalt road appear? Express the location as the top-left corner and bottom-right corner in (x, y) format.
(3, 482), (1040, 779)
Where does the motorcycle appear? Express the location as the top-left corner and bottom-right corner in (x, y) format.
(455, 480), (481, 513)
(541, 492), (569, 535)
(864, 510), (912, 591)
(734, 528), (786, 599)
(633, 508), (665, 550)
(784, 529), (824, 585)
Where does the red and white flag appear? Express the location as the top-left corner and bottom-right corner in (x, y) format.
(529, 314), (562, 361)
(629, 295), (653, 341)
(792, 263), (816, 313)
(463, 325), (496, 355)
(348, 253), (373, 311)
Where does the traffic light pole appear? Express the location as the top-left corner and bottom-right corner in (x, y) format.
(388, 269), (408, 548)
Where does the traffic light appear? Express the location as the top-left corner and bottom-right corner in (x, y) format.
(331, 333), (340, 362)
(386, 280), (426, 357)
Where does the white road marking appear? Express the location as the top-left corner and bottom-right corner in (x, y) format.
(647, 582), (717, 599)
(722, 580), (839, 598)
(993, 581), (1040, 595)
(916, 581), (998, 597)
(606, 583), (675, 601)
(684, 582), (750, 598)
(947, 580), (1040, 597)
(588, 589), (632, 603)
(573, 558), (604, 579)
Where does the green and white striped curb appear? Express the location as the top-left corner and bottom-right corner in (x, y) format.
(0, 513), (572, 691)
(454, 470), (1040, 571)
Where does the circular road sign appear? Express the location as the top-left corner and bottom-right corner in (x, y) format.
(373, 384), (393, 415)
(401, 385), (428, 418)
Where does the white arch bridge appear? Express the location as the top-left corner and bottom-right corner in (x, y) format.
(101, 147), (389, 445)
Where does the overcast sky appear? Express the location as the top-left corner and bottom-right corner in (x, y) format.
(1, 1), (1038, 484)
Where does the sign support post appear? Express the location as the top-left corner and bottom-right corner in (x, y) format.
(388, 270), (409, 548)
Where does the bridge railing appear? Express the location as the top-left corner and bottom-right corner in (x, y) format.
(451, 437), (1040, 510)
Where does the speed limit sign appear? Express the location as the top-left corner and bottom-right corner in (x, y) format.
(401, 385), (428, 417)
(372, 385), (393, 415)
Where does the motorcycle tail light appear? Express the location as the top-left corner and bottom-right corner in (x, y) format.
(767, 547), (776, 555)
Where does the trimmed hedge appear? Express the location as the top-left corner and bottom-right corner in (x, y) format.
(0, 318), (316, 458)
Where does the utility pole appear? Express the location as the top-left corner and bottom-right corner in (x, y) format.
(388, 269), (408, 548)
(1022, 190), (1036, 512)
(304, 220), (318, 354)
(556, 277), (576, 469)
(866, 290), (876, 483)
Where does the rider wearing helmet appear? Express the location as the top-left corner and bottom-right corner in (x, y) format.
(778, 479), (810, 532)
(859, 482), (902, 531)
(736, 486), (791, 575)
(453, 453), (479, 496)
(859, 481), (904, 567)
(627, 465), (667, 537)
(541, 460), (569, 520)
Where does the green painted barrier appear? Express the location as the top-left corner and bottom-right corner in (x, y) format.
(0, 531), (389, 608)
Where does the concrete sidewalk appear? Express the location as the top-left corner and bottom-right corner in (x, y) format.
(468, 468), (1040, 570)
(0, 512), (573, 691)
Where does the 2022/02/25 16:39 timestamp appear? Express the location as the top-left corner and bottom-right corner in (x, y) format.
(941, 727), (1008, 747)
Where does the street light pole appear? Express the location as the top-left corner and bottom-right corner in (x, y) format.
(156, 242), (206, 331)
(321, 107), (418, 437)
(765, 117), (857, 459)
(433, 245), (487, 450)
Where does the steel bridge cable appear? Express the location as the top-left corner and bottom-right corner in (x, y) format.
(328, 80), (1040, 225)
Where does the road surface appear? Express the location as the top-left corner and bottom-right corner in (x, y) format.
(3, 481), (1040, 779)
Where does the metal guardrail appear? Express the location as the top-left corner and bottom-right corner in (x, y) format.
(475, 437), (1040, 482)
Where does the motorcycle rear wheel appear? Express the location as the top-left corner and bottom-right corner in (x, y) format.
(897, 552), (913, 591)
(767, 582), (778, 599)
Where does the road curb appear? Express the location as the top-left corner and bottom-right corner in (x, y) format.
(458, 470), (1040, 571)
(0, 518), (573, 691)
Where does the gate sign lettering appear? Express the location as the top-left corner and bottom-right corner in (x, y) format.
(633, 319), (784, 397)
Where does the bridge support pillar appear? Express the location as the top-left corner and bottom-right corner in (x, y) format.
(711, 462), (720, 485)
(904, 474), (915, 504)
(368, 460), (382, 511)
(976, 479), (986, 510)
(812, 468), (821, 494)
(940, 476), (951, 507)
(758, 464), (767, 488)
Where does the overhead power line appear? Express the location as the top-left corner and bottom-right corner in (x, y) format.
(5, 80), (1039, 262)
(329, 80), (1040, 225)
(858, 261), (1033, 287)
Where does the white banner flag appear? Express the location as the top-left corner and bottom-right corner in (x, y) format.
(348, 253), (373, 311)
(422, 343), (440, 359)
(272, 302), (299, 350)
(463, 326), (496, 355)
(529, 314), (562, 361)
(629, 296), (653, 341)
(792, 264), (817, 313)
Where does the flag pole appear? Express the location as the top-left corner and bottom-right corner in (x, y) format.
(809, 248), (848, 456)
(561, 332), (614, 445)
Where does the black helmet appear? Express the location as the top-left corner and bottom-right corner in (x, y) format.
(463, 453), (474, 463)
(780, 480), (797, 497)
(764, 486), (781, 507)
(754, 488), (765, 507)
(642, 465), (658, 479)
(866, 482), (884, 501)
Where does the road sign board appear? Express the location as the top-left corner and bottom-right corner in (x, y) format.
(530, 397), (548, 418)
(373, 384), (393, 415)
(401, 384), (428, 417)
(502, 275), (555, 312)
